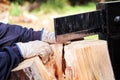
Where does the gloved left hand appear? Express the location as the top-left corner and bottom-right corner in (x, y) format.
(16, 40), (53, 64)
(41, 28), (56, 44)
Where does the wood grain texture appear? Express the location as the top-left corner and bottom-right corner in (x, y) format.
(10, 44), (63, 80)
(49, 44), (64, 80)
(10, 40), (114, 80)
(64, 40), (115, 80)
(10, 56), (56, 80)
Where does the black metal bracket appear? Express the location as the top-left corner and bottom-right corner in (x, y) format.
(97, 1), (120, 36)
(97, 1), (120, 79)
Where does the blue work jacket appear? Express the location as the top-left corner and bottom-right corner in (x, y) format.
(0, 22), (42, 80)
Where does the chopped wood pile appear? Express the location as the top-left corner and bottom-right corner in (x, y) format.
(10, 40), (115, 80)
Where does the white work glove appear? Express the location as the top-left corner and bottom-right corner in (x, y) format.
(41, 28), (56, 44)
(16, 40), (53, 64)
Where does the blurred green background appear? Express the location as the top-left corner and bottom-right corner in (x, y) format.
(9, 0), (117, 16)
(10, 0), (96, 16)
(0, 0), (118, 39)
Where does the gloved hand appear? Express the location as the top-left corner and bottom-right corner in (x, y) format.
(16, 40), (53, 64)
(41, 28), (56, 44)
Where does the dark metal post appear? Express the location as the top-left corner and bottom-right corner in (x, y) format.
(97, 1), (120, 79)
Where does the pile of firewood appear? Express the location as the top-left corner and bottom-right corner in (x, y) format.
(10, 40), (115, 80)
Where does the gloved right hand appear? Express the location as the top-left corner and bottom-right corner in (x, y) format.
(16, 40), (53, 64)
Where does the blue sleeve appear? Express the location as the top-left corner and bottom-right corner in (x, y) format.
(0, 22), (42, 80)
(0, 22), (42, 46)
(0, 46), (23, 80)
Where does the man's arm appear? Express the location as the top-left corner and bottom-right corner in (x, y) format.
(0, 40), (53, 80)
(0, 22), (41, 44)
(0, 46), (23, 80)
(0, 22), (55, 47)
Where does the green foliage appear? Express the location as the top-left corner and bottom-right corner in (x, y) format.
(36, 0), (95, 15)
(10, 3), (22, 16)
(10, 0), (25, 4)
(61, 2), (96, 15)
(9, 0), (96, 16)
(46, 0), (67, 8)
(39, 0), (68, 14)
(69, 0), (91, 6)
(10, 3), (21, 16)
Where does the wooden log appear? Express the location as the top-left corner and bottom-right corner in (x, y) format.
(64, 40), (115, 80)
(10, 44), (63, 80)
(10, 40), (114, 80)
(48, 44), (64, 80)
(10, 56), (56, 80)
(42, 44), (64, 80)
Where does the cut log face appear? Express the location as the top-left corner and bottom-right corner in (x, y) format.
(10, 40), (115, 80)
(64, 40), (114, 80)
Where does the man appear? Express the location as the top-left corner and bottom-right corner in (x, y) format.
(0, 22), (56, 80)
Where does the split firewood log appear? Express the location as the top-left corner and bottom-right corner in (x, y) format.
(64, 40), (114, 80)
(10, 40), (114, 80)
(10, 56), (56, 80)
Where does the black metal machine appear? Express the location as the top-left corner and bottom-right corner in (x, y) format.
(54, 1), (120, 79)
